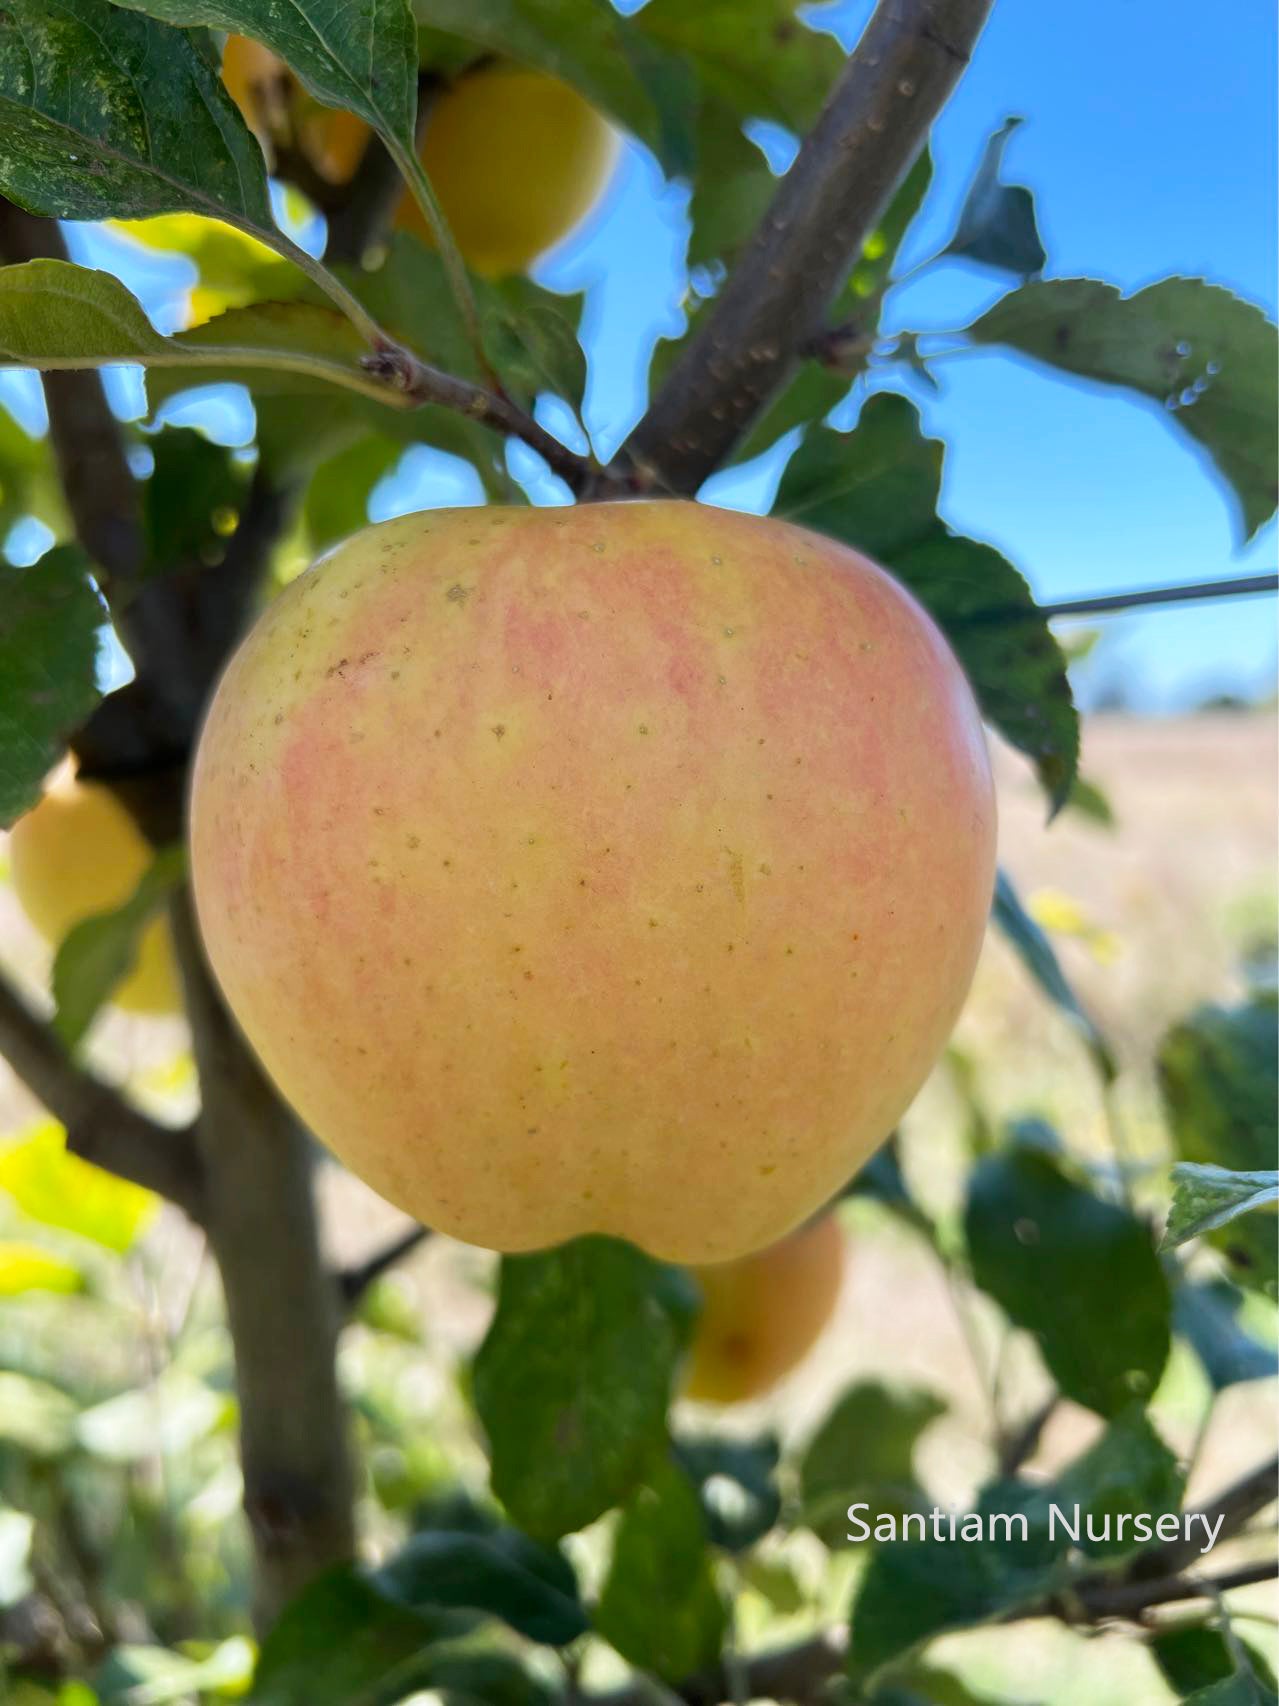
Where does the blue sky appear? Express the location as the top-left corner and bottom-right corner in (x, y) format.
(8, 0), (1275, 711)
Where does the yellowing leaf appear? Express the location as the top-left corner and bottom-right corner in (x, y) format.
(0, 1121), (157, 1252)
(0, 1240), (83, 1297)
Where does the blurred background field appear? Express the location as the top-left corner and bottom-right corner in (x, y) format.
(2, 704), (1274, 1703)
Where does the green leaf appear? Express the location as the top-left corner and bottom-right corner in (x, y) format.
(111, 0), (418, 153)
(76, 1370), (229, 1462)
(408, 1646), (558, 1706)
(965, 1143), (1171, 1415)
(0, 1), (277, 236)
(672, 1431), (781, 1552)
(991, 867), (1114, 1074)
(637, 0), (843, 132)
(1183, 1673), (1279, 1706)
(472, 1235), (697, 1539)
(799, 1380), (946, 1547)
(142, 427), (253, 575)
(0, 1370), (78, 1455)
(0, 543), (104, 829)
(1159, 996), (1279, 1295)
(0, 1240), (83, 1297)
(0, 261), (402, 406)
(945, 117), (1045, 279)
(304, 434), (403, 552)
(52, 843), (187, 1049)
(968, 277), (1279, 542)
(849, 1408), (1182, 1680)
(481, 280), (587, 418)
(375, 1527), (587, 1646)
(95, 1637), (254, 1705)
(774, 394), (1079, 808)
(1164, 1163), (1279, 1251)
(1154, 1626), (1279, 1699)
(595, 1458), (726, 1684)
(252, 1566), (444, 1706)
(1173, 1279), (1279, 1390)
(0, 1120), (157, 1252)
(0, 1508), (34, 1609)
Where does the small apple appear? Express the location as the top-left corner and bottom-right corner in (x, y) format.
(10, 773), (181, 1017)
(396, 63), (616, 276)
(684, 1212), (846, 1403)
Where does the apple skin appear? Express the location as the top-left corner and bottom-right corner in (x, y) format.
(222, 34), (368, 184)
(396, 63), (616, 276)
(10, 775), (182, 1017)
(189, 501), (995, 1263)
(684, 1212), (846, 1404)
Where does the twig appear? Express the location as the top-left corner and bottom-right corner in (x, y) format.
(1066, 1558), (1277, 1624)
(338, 1224), (432, 1306)
(1041, 573), (1279, 620)
(591, 1629), (847, 1706)
(997, 1393), (1058, 1476)
(623, 0), (995, 492)
(0, 973), (204, 1220)
(1147, 1457), (1279, 1577)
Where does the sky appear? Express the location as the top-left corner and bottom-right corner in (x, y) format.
(6, 0), (1275, 712)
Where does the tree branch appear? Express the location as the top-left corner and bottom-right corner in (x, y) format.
(0, 973), (204, 1219)
(1142, 1457), (1279, 1578)
(592, 1629), (847, 1706)
(170, 889), (355, 1626)
(622, 0), (994, 493)
(338, 1223), (432, 1307)
(1066, 1558), (1277, 1624)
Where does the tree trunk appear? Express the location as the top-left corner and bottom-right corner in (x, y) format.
(171, 890), (356, 1627)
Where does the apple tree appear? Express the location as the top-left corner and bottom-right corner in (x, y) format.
(0, 0), (1275, 1701)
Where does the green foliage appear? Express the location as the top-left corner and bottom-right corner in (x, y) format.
(0, 1121), (156, 1251)
(472, 1236), (697, 1539)
(775, 393), (1079, 809)
(849, 1407), (1183, 1680)
(594, 1457), (726, 1682)
(1173, 1278), (1279, 1389)
(0, 0), (325, 291)
(944, 117), (1046, 279)
(1164, 1162), (1279, 1251)
(991, 867), (1114, 1074)
(0, 544), (103, 827)
(965, 1141), (1172, 1414)
(671, 1431), (781, 1552)
(51, 843), (186, 1048)
(1159, 995), (1279, 1294)
(112, 0), (420, 152)
(968, 277), (1279, 542)
(799, 1380), (946, 1546)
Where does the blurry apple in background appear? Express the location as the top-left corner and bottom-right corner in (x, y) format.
(683, 1212), (847, 1404)
(10, 773), (182, 1017)
(396, 62), (617, 276)
(189, 500), (995, 1264)
(222, 33), (369, 184)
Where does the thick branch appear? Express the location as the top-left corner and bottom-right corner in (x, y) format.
(0, 203), (143, 595)
(171, 890), (355, 1627)
(1067, 1558), (1277, 1624)
(624, 0), (994, 492)
(1142, 1457), (1279, 1578)
(0, 974), (204, 1219)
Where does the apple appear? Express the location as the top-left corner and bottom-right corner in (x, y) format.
(396, 63), (616, 276)
(10, 773), (181, 1017)
(684, 1212), (846, 1403)
(222, 34), (368, 184)
(189, 501), (995, 1263)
